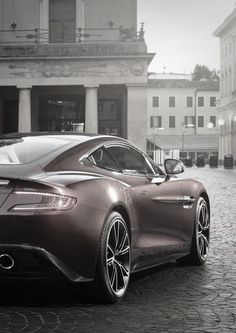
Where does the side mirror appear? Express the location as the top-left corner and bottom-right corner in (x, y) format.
(164, 159), (185, 175)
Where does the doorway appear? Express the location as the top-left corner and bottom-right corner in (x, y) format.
(3, 101), (18, 134)
(39, 96), (85, 132)
(49, 0), (76, 43)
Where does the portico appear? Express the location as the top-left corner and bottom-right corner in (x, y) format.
(0, 42), (153, 150)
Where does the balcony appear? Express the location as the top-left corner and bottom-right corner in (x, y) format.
(0, 25), (148, 59)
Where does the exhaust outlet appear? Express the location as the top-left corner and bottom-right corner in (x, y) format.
(0, 254), (15, 270)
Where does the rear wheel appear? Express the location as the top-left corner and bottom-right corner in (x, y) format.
(95, 211), (131, 303)
(178, 197), (210, 266)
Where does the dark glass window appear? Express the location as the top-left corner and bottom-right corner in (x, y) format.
(186, 96), (193, 107)
(152, 96), (159, 107)
(106, 146), (154, 175)
(169, 116), (175, 128)
(210, 96), (216, 107)
(147, 158), (163, 175)
(150, 116), (162, 128)
(198, 116), (204, 128)
(198, 96), (204, 107)
(89, 147), (120, 172)
(98, 100), (121, 136)
(39, 98), (85, 132)
(169, 96), (175, 107)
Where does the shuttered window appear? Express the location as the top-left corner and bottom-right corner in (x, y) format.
(49, 0), (76, 43)
(150, 116), (162, 128)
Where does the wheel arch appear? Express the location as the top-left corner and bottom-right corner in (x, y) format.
(112, 204), (131, 238)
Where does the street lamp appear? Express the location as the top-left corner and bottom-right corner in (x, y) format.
(218, 118), (225, 127)
(207, 122), (214, 130)
(153, 127), (164, 164)
(181, 122), (195, 152)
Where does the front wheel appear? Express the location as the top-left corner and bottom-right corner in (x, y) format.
(95, 212), (131, 303)
(178, 197), (210, 266)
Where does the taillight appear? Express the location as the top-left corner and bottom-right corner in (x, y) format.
(9, 191), (77, 212)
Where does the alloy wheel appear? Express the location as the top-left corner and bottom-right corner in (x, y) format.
(105, 217), (130, 297)
(196, 199), (210, 261)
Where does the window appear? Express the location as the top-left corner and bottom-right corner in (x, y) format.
(89, 147), (120, 172)
(169, 116), (175, 128)
(40, 98), (85, 132)
(49, 0), (76, 43)
(184, 116), (196, 126)
(106, 146), (154, 175)
(147, 158), (163, 175)
(198, 97), (204, 107)
(152, 96), (159, 107)
(210, 96), (216, 107)
(98, 100), (121, 136)
(169, 96), (175, 107)
(150, 116), (162, 128)
(198, 116), (204, 128)
(186, 96), (193, 107)
(210, 116), (216, 127)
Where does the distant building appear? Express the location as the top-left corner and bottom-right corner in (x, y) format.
(147, 75), (219, 164)
(0, 0), (154, 151)
(214, 8), (236, 166)
(148, 72), (192, 80)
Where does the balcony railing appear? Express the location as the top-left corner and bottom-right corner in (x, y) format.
(0, 24), (148, 58)
(0, 24), (145, 45)
(0, 28), (48, 44)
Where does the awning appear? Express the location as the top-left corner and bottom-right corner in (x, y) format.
(147, 135), (219, 151)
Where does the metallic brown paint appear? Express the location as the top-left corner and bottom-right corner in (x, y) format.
(0, 133), (209, 284)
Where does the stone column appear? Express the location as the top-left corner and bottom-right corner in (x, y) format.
(18, 86), (32, 132)
(126, 84), (148, 152)
(85, 85), (98, 133)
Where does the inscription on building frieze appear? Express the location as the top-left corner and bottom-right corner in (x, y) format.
(0, 43), (147, 58)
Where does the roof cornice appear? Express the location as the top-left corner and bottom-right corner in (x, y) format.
(213, 8), (236, 37)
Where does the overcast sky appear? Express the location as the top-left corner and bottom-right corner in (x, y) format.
(137, 0), (235, 74)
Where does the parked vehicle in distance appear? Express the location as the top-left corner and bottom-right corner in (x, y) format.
(0, 133), (210, 303)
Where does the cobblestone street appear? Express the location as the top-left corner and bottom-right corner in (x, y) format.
(0, 167), (235, 333)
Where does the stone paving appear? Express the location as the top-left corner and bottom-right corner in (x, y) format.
(0, 167), (235, 333)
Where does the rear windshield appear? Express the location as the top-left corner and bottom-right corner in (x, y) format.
(0, 137), (71, 164)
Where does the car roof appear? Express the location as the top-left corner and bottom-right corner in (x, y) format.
(1, 132), (129, 145)
(0, 132), (102, 140)
(0, 132), (131, 153)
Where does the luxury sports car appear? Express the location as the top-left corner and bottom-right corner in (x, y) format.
(0, 133), (210, 303)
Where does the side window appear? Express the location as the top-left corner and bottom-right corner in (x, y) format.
(88, 147), (120, 172)
(147, 158), (163, 175)
(106, 146), (154, 175)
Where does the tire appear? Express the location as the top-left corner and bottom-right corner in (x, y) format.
(177, 197), (210, 266)
(95, 211), (131, 303)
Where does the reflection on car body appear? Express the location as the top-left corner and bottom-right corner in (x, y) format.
(0, 133), (210, 303)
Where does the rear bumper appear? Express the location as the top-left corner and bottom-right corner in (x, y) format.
(0, 244), (93, 282)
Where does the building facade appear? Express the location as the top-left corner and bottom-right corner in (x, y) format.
(0, 0), (154, 151)
(147, 75), (219, 164)
(214, 8), (236, 166)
